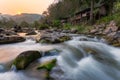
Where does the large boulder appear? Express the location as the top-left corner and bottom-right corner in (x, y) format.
(0, 35), (25, 44)
(40, 35), (71, 44)
(39, 31), (71, 44)
(13, 51), (42, 70)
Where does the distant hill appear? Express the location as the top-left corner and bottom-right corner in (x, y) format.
(0, 13), (43, 23)
(0, 14), (11, 20)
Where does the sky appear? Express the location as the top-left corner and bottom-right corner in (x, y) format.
(0, 0), (54, 15)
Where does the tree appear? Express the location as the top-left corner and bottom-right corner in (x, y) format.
(90, 0), (95, 24)
(19, 21), (29, 28)
(33, 21), (40, 29)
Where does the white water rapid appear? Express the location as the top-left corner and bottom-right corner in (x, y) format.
(57, 40), (120, 80)
(0, 36), (120, 80)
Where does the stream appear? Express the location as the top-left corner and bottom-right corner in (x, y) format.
(0, 35), (120, 80)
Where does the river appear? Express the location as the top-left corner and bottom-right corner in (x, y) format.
(0, 35), (120, 80)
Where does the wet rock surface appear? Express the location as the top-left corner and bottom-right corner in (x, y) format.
(90, 21), (120, 47)
(38, 30), (71, 44)
(0, 28), (26, 44)
(13, 51), (42, 70)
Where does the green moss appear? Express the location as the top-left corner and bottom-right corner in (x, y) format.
(13, 51), (41, 70)
(59, 36), (71, 42)
(37, 59), (57, 71)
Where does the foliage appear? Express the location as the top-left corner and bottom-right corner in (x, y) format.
(51, 20), (61, 28)
(0, 18), (16, 28)
(62, 23), (92, 33)
(114, 1), (120, 12)
(33, 21), (40, 28)
(62, 23), (72, 30)
(97, 12), (120, 27)
(47, 0), (117, 21)
(38, 23), (49, 30)
(19, 21), (29, 27)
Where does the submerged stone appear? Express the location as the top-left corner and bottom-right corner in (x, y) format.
(43, 49), (60, 56)
(13, 51), (42, 70)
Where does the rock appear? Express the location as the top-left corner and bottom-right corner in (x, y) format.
(104, 21), (118, 34)
(13, 51), (42, 70)
(0, 28), (5, 33)
(70, 28), (78, 33)
(51, 36), (70, 44)
(104, 31), (120, 47)
(90, 29), (98, 34)
(37, 59), (57, 80)
(4, 30), (17, 36)
(43, 49), (60, 56)
(62, 30), (70, 33)
(26, 30), (37, 35)
(0, 36), (25, 44)
(37, 59), (57, 71)
(79, 38), (88, 41)
(39, 32), (71, 44)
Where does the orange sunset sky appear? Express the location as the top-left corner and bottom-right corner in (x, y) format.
(0, 0), (54, 15)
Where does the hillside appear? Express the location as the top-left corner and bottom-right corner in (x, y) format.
(0, 13), (43, 23)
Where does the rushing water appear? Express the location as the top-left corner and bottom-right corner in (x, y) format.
(0, 35), (120, 80)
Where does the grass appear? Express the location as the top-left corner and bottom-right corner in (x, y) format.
(62, 23), (92, 33)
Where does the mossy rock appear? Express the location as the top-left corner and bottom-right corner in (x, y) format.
(112, 43), (120, 47)
(59, 36), (71, 42)
(13, 51), (42, 70)
(37, 59), (57, 71)
(39, 36), (71, 44)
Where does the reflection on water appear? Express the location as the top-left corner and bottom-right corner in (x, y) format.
(0, 39), (54, 63)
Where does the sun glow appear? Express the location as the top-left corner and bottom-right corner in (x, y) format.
(17, 11), (22, 15)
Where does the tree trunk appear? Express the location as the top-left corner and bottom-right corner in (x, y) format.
(90, 0), (94, 25)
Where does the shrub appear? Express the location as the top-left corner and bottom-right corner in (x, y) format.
(97, 12), (120, 25)
(51, 20), (61, 28)
(62, 23), (72, 30)
(38, 24), (49, 30)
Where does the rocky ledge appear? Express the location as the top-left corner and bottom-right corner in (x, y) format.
(0, 28), (26, 44)
(90, 21), (120, 47)
(0, 35), (25, 44)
